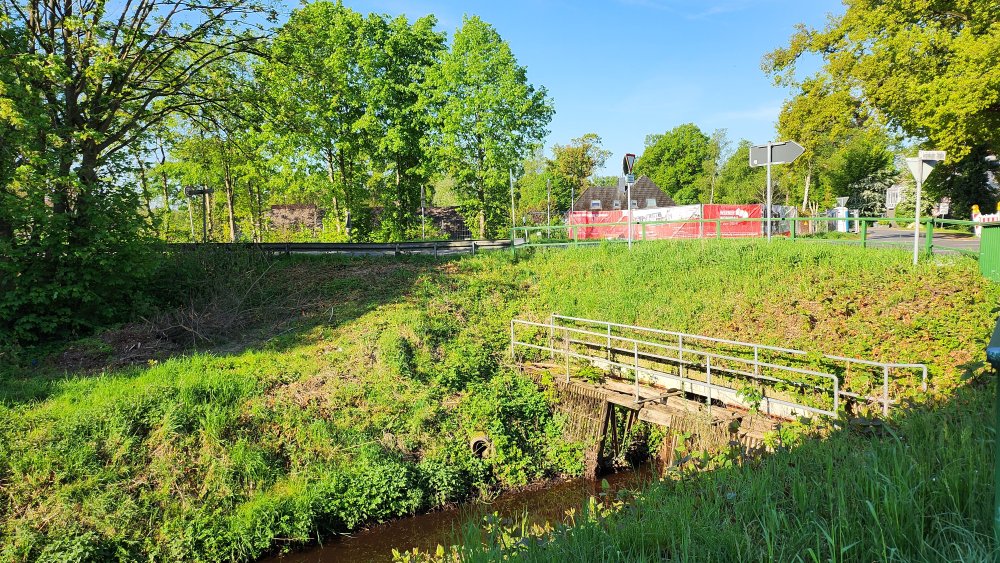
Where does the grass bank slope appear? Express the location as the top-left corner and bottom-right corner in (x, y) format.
(0, 240), (995, 561)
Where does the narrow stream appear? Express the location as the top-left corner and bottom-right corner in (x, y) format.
(263, 466), (656, 563)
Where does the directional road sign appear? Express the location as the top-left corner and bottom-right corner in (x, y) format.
(184, 186), (214, 197)
(622, 153), (636, 175)
(749, 141), (805, 167)
(749, 140), (806, 242)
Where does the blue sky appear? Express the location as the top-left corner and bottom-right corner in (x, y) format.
(292, 0), (844, 173)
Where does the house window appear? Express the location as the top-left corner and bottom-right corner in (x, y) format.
(590, 200), (602, 210)
(630, 200), (638, 209)
(646, 198), (658, 208)
(612, 200), (622, 210)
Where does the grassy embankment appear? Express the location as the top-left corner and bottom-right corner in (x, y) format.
(1, 240), (996, 561)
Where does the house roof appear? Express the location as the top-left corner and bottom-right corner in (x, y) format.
(572, 175), (676, 211)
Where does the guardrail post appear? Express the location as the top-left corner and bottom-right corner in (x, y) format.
(716, 219), (721, 239)
(471, 241), (476, 256)
(606, 323), (612, 361)
(925, 220), (934, 257)
(634, 341), (640, 402)
(861, 220), (868, 248)
(564, 328), (570, 382)
(706, 356), (713, 415)
(790, 220), (796, 241)
(985, 319), (1000, 545)
(882, 365), (890, 417)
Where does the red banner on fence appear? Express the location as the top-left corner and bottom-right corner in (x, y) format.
(702, 204), (763, 237)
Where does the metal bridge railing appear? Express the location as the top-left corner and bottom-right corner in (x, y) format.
(551, 314), (927, 416)
(511, 318), (841, 418)
(511, 315), (928, 418)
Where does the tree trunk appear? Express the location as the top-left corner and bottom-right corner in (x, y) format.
(158, 144), (170, 241)
(224, 165), (237, 243)
(207, 192), (215, 240)
(326, 149), (342, 234)
(801, 163), (812, 211)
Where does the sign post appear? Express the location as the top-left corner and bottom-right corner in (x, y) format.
(750, 141), (805, 241)
(184, 186), (214, 243)
(905, 150), (946, 265)
(623, 153), (636, 249)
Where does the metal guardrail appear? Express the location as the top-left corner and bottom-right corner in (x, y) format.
(168, 239), (523, 256)
(511, 315), (927, 418)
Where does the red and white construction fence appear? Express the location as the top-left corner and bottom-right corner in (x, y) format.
(567, 204), (789, 241)
(973, 205), (1000, 237)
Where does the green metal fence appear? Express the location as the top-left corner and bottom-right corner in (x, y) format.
(980, 224), (1000, 281)
(512, 216), (982, 260)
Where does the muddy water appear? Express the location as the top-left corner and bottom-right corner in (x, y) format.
(263, 467), (656, 563)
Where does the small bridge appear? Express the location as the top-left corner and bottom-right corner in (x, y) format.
(510, 315), (927, 471)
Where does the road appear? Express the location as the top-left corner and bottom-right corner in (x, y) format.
(865, 226), (980, 255)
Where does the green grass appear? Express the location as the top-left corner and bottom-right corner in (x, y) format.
(1, 240), (997, 561)
(456, 383), (998, 562)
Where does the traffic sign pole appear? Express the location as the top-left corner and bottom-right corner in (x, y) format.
(913, 174), (922, 265)
(623, 153), (637, 250)
(905, 151), (945, 265)
(750, 141), (803, 242)
(766, 142), (773, 242)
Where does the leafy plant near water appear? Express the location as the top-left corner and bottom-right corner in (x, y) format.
(0, 239), (996, 561)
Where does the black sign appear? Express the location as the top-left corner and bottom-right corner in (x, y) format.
(622, 153), (636, 175)
(184, 186), (214, 197)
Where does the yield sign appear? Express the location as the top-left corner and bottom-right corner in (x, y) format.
(622, 153), (636, 175)
(906, 151), (946, 183)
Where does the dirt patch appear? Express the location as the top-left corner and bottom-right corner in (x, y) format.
(52, 323), (179, 373)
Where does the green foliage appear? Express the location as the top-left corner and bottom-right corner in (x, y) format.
(548, 133), (612, 212)
(635, 123), (711, 204)
(1, 241), (997, 561)
(824, 134), (897, 215)
(462, 384), (999, 561)
(714, 140), (765, 204)
(925, 145), (1000, 220)
(767, 0), (1000, 160)
(427, 16), (554, 238)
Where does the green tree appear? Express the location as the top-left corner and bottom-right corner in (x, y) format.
(774, 75), (873, 210)
(360, 13), (445, 241)
(634, 123), (711, 204)
(264, 2), (369, 238)
(0, 0), (267, 342)
(824, 134), (896, 216)
(925, 146), (1000, 220)
(702, 129), (731, 204)
(715, 140), (766, 204)
(548, 133), (611, 212)
(766, 0), (1000, 159)
(427, 16), (553, 238)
